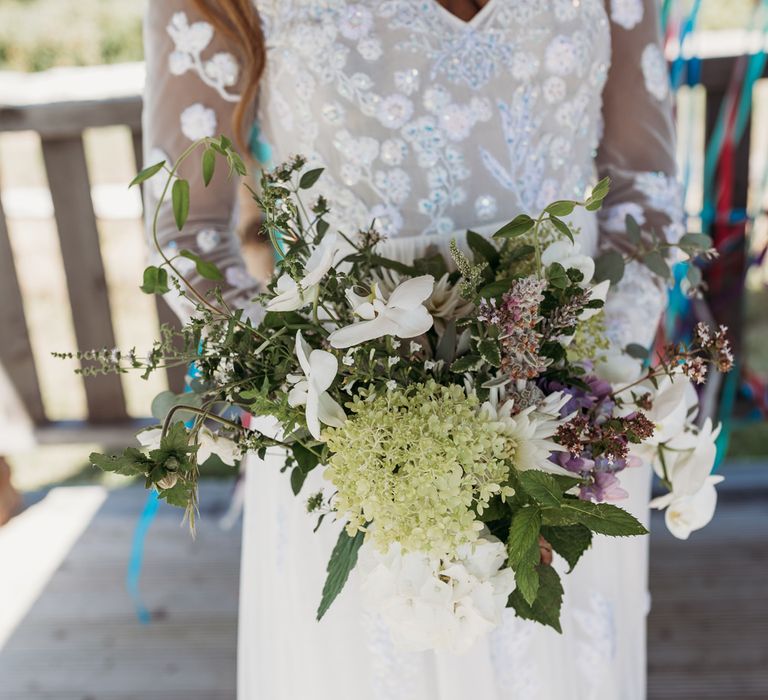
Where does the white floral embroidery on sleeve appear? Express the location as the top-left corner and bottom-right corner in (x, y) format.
(180, 103), (218, 141)
(166, 11), (241, 102)
(610, 0), (644, 30)
(640, 44), (669, 101)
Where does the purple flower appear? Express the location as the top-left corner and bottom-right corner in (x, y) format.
(580, 471), (628, 503)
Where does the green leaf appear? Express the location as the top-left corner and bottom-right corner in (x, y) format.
(368, 255), (417, 276)
(451, 354), (481, 373)
(642, 251), (671, 280)
(292, 443), (320, 474)
(546, 200), (577, 217)
(466, 230), (500, 266)
(290, 466), (308, 495)
(540, 524), (593, 572)
(679, 232), (712, 250)
(150, 390), (203, 422)
(129, 160), (165, 188)
(593, 250), (625, 285)
(506, 244), (536, 262)
(436, 320), (458, 363)
(587, 177), (610, 204)
(493, 214), (535, 239)
(140, 266), (170, 295)
(686, 264), (702, 289)
(549, 215), (574, 243)
(519, 471), (563, 508)
(547, 262), (570, 289)
(625, 343), (649, 360)
(159, 480), (195, 508)
(299, 167), (324, 189)
(478, 338), (501, 368)
(507, 506), (542, 606)
(542, 499), (648, 537)
(171, 178), (190, 230)
(317, 529), (365, 620)
(202, 148), (216, 187)
(509, 564), (564, 632)
(626, 214), (643, 245)
(90, 448), (150, 477)
(179, 249), (225, 282)
(480, 278), (515, 298)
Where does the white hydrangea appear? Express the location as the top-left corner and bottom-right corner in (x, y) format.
(358, 535), (515, 654)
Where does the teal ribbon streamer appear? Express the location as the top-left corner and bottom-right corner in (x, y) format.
(126, 490), (160, 623)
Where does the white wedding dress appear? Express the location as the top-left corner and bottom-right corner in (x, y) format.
(143, 1), (684, 698)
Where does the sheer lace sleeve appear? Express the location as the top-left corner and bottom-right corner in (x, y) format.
(143, 0), (259, 321)
(596, 0), (683, 349)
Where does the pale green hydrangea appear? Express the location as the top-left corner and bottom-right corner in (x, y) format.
(567, 311), (610, 362)
(324, 381), (514, 559)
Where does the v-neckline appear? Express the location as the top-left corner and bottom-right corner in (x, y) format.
(429, 0), (499, 29)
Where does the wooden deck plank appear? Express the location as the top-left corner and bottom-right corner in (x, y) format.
(0, 482), (765, 699)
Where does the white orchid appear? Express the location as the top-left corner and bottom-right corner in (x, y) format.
(197, 427), (239, 466)
(266, 233), (343, 312)
(541, 239), (595, 287)
(287, 331), (346, 440)
(650, 475), (724, 540)
(328, 275), (435, 349)
(649, 417), (724, 539)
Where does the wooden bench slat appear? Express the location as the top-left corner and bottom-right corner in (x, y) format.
(40, 134), (127, 422)
(0, 195), (46, 424)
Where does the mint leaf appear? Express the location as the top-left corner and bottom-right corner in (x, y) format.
(549, 215), (574, 243)
(542, 499), (648, 537)
(594, 250), (625, 285)
(179, 249), (225, 282)
(519, 470), (563, 508)
(507, 506), (542, 606)
(540, 524), (593, 572)
(478, 338), (501, 368)
(317, 529), (364, 620)
(509, 564), (564, 632)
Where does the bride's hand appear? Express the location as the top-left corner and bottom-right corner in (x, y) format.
(539, 535), (553, 566)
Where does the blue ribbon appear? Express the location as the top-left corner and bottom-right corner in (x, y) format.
(126, 489), (160, 623)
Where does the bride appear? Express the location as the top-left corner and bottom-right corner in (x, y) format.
(143, 1), (681, 697)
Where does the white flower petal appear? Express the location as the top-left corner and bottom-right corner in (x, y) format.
(308, 349), (339, 394)
(328, 316), (398, 349)
(317, 391), (347, 428)
(387, 275), (435, 309)
(384, 306), (434, 338)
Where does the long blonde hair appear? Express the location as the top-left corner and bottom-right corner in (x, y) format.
(192, 0), (266, 145)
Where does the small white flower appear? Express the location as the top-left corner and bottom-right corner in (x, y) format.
(409, 341), (422, 354)
(424, 359), (436, 370)
(328, 276), (435, 349)
(137, 427), (163, 452)
(387, 356), (400, 368)
(541, 240), (595, 287)
(180, 103), (217, 141)
(391, 339), (401, 350)
(196, 229), (221, 254)
(287, 331), (346, 440)
(641, 44), (670, 101)
(204, 52), (239, 87)
(545, 35), (578, 76)
(266, 233), (346, 312)
(377, 94), (414, 129)
(167, 12), (213, 54)
(338, 4), (373, 40)
(611, 0), (644, 30)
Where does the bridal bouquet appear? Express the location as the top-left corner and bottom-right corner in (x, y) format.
(70, 138), (731, 652)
